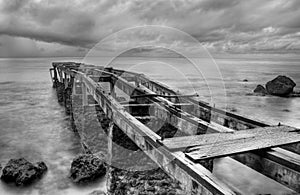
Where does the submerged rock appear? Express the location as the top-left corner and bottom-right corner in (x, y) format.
(254, 84), (267, 95)
(266, 75), (296, 96)
(69, 154), (106, 184)
(243, 79), (248, 82)
(1, 158), (47, 186)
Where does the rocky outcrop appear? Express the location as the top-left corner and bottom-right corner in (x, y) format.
(69, 154), (106, 184)
(254, 84), (267, 95)
(1, 158), (47, 186)
(108, 167), (183, 195)
(254, 75), (298, 97)
(266, 75), (296, 96)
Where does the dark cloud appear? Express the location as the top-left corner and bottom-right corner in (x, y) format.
(1, 0), (30, 12)
(193, 0), (239, 11)
(0, 0), (299, 57)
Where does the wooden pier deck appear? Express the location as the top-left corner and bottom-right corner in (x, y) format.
(50, 62), (300, 194)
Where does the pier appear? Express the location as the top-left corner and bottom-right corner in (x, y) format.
(50, 62), (300, 194)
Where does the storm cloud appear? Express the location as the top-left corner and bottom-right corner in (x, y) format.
(0, 0), (300, 57)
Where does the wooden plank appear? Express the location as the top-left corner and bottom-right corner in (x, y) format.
(134, 116), (157, 120)
(131, 93), (199, 98)
(122, 103), (154, 107)
(162, 126), (296, 151)
(184, 126), (300, 161)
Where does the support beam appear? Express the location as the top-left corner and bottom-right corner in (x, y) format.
(81, 80), (88, 106)
(232, 149), (300, 192)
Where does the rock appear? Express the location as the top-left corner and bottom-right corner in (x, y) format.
(243, 79), (248, 82)
(69, 154), (106, 184)
(254, 84), (267, 95)
(36, 162), (48, 173)
(266, 75), (296, 96)
(1, 158), (47, 186)
(88, 190), (107, 195)
(108, 167), (183, 194)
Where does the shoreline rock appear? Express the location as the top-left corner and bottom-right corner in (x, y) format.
(1, 158), (47, 186)
(108, 167), (183, 195)
(254, 75), (298, 97)
(69, 154), (106, 184)
(266, 75), (296, 96)
(254, 84), (267, 95)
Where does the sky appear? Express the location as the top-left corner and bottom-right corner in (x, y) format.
(0, 0), (300, 57)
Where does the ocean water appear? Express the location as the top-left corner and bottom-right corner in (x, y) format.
(0, 56), (300, 195)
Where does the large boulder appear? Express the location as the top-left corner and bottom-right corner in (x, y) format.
(254, 84), (267, 95)
(69, 154), (106, 184)
(266, 75), (296, 96)
(1, 158), (47, 186)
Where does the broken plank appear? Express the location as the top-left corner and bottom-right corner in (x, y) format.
(161, 126), (296, 151)
(184, 126), (300, 161)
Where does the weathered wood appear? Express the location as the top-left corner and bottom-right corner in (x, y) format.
(81, 80), (88, 106)
(51, 62), (300, 194)
(232, 149), (300, 192)
(267, 147), (300, 172)
(161, 126), (298, 152)
(89, 75), (112, 82)
(121, 103), (154, 107)
(131, 93), (199, 99)
(138, 85), (234, 134)
(115, 68), (264, 128)
(184, 126), (300, 161)
(90, 69), (234, 135)
(71, 71), (236, 195)
(134, 116), (157, 120)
